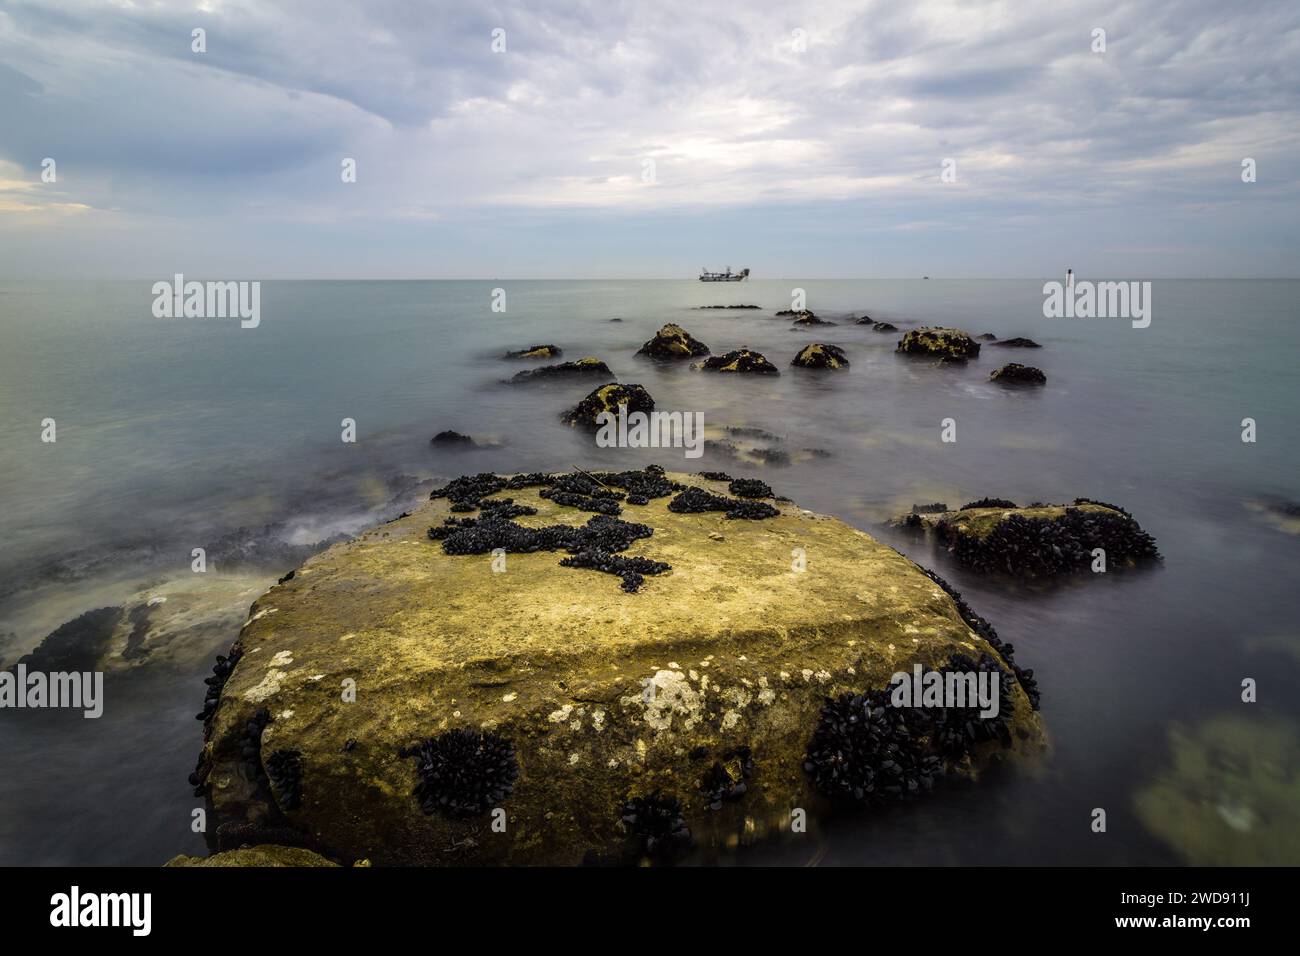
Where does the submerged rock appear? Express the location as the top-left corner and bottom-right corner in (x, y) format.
(195, 473), (1044, 865)
(1134, 714), (1300, 865)
(895, 500), (1160, 577)
(562, 383), (655, 429)
(872, 322), (899, 332)
(694, 349), (780, 374)
(792, 343), (850, 370)
(896, 327), (980, 362)
(636, 324), (710, 359)
(508, 357), (612, 383)
(990, 363), (1046, 385)
(503, 344), (562, 360)
(976, 333), (998, 341)
(695, 304), (760, 310)
(991, 337), (1041, 348)
(431, 430), (475, 447)
(790, 312), (835, 327)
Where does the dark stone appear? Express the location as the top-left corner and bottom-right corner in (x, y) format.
(502, 344), (562, 360)
(508, 357), (612, 383)
(695, 349), (780, 374)
(636, 324), (710, 359)
(431, 430), (475, 446)
(990, 363), (1046, 385)
(562, 383), (655, 429)
(991, 337), (1041, 348)
(872, 322), (899, 332)
(896, 327), (980, 361)
(792, 343), (850, 369)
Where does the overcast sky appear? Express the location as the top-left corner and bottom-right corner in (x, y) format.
(2, 0), (1298, 278)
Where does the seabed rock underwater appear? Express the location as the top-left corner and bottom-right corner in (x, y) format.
(188, 469), (1045, 865)
(895, 499), (1159, 577)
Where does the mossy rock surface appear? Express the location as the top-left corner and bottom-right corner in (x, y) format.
(694, 349), (780, 374)
(503, 344), (562, 360)
(896, 327), (980, 361)
(509, 357), (612, 383)
(165, 845), (339, 867)
(199, 474), (1044, 865)
(637, 324), (710, 358)
(792, 344), (850, 370)
(989, 363), (1046, 385)
(561, 382), (654, 428)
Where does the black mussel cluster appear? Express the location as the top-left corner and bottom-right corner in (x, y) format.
(961, 497), (1018, 510)
(803, 688), (943, 805)
(668, 486), (779, 520)
(620, 790), (694, 858)
(195, 647), (243, 727)
(803, 651), (1015, 806)
(429, 472), (553, 510)
(239, 708), (272, 779)
(475, 497), (538, 520)
(700, 746), (754, 810)
(399, 729), (519, 819)
(910, 502), (949, 514)
(560, 549), (672, 593)
(540, 487), (623, 515)
(920, 567), (1040, 710)
(939, 507), (1160, 577)
(266, 748), (303, 812)
(697, 470), (733, 482)
(728, 477), (772, 499)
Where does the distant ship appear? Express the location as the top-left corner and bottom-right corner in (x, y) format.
(699, 266), (750, 282)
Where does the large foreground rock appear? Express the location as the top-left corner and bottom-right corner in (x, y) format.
(194, 473), (1044, 865)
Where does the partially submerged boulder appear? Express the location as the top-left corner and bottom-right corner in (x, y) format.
(790, 313), (835, 327)
(896, 327), (980, 362)
(991, 337), (1041, 348)
(791, 343), (850, 370)
(990, 363), (1046, 386)
(694, 349), (780, 374)
(637, 324), (709, 359)
(895, 499), (1159, 577)
(872, 322), (899, 333)
(562, 383), (654, 429)
(431, 430), (475, 447)
(192, 471), (1044, 865)
(503, 344), (562, 360)
(976, 333), (998, 341)
(509, 357), (612, 383)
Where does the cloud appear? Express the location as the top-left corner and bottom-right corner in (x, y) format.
(0, 0), (1297, 276)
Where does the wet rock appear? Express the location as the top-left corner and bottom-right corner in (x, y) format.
(896, 327), (980, 362)
(562, 383), (655, 429)
(792, 343), (850, 369)
(991, 337), (1041, 348)
(431, 430), (476, 447)
(895, 501), (1160, 578)
(508, 357), (613, 383)
(695, 304), (760, 310)
(910, 502), (949, 514)
(990, 363), (1046, 385)
(976, 333), (998, 341)
(872, 322), (899, 332)
(636, 323), (710, 359)
(502, 344), (562, 360)
(198, 473), (1045, 864)
(18, 606), (122, 673)
(694, 349), (780, 374)
(961, 498), (1018, 510)
(790, 312), (835, 327)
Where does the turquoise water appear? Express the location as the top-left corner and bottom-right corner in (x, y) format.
(2, 279), (1298, 864)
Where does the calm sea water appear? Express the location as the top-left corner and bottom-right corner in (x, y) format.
(1, 278), (1298, 865)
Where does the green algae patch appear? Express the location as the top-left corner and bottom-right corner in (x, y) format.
(1133, 714), (1300, 865)
(165, 845), (340, 867)
(197, 474), (1045, 865)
